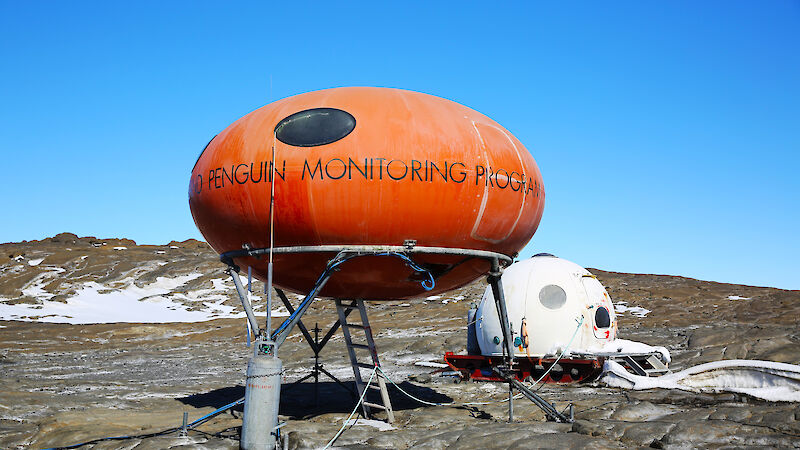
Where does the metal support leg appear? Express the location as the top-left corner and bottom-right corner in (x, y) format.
(498, 373), (571, 423)
(487, 259), (515, 365)
(275, 289), (319, 353)
(277, 289), (356, 399)
(488, 258), (516, 422)
(228, 267), (261, 337)
(271, 271), (333, 348)
(508, 384), (514, 423)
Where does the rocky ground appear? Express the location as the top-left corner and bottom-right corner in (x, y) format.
(1, 234), (799, 449)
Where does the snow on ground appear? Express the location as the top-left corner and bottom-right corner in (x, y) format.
(342, 418), (396, 431)
(595, 338), (671, 364)
(414, 361), (449, 368)
(728, 295), (751, 300)
(600, 359), (800, 402)
(613, 301), (651, 317)
(27, 258), (44, 266)
(0, 273), (288, 324)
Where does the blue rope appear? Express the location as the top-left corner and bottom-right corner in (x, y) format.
(188, 397), (244, 428)
(319, 251), (435, 291)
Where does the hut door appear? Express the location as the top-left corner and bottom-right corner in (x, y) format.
(582, 276), (612, 339)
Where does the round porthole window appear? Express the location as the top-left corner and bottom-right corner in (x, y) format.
(595, 306), (611, 328)
(274, 108), (356, 147)
(539, 284), (567, 310)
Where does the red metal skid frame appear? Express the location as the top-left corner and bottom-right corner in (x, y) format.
(443, 352), (604, 384)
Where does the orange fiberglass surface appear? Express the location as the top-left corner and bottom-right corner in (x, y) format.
(189, 87), (545, 299)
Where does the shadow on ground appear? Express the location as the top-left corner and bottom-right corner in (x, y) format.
(177, 380), (453, 419)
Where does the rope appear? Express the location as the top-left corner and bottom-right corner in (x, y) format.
(323, 365), (378, 449)
(530, 315), (584, 392)
(376, 366), (455, 406)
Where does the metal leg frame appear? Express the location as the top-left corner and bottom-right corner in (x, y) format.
(487, 258), (572, 424)
(226, 247), (573, 426)
(276, 289), (356, 402)
(227, 266), (261, 337)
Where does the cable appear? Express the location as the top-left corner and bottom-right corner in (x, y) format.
(323, 365), (378, 449)
(319, 251), (435, 292)
(529, 315), (584, 392)
(376, 366), (455, 406)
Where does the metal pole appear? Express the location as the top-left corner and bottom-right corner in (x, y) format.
(266, 262), (273, 337)
(508, 384), (514, 423)
(228, 266), (260, 336)
(488, 259), (515, 365)
(488, 258), (516, 423)
(314, 323), (320, 407)
(181, 411), (188, 437)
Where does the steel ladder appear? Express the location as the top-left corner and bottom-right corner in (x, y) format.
(335, 299), (395, 423)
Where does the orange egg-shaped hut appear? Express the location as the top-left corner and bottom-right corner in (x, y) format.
(189, 87), (545, 299)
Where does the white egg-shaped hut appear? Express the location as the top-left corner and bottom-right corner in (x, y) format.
(474, 254), (617, 358)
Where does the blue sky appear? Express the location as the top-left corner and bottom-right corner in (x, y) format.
(1, 2), (798, 289)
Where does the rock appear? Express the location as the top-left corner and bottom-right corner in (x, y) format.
(409, 373), (432, 383)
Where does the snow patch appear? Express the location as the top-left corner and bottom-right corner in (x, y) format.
(614, 301), (651, 317)
(113, 247), (127, 250)
(0, 273), (256, 324)
(727, 295), (751, 300)
(28, 258), (44, 266)
(414, 361), (449, 369)
(600, 359), (800, 402)
(596, 338), (671, 364)
(379, 327), (446, 339)
(426, 295), (442, 300)
(342, 418), (395, 431)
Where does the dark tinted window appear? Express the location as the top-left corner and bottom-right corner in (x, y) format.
(275, 108), (355, 147)
(595, 307), (611, 328)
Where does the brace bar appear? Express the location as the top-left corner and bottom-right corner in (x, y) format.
(496, 370), (571, 423)
(275, 288), (319, 354)
(227, 266), (261, 336)
(270, 270), (332, 348)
